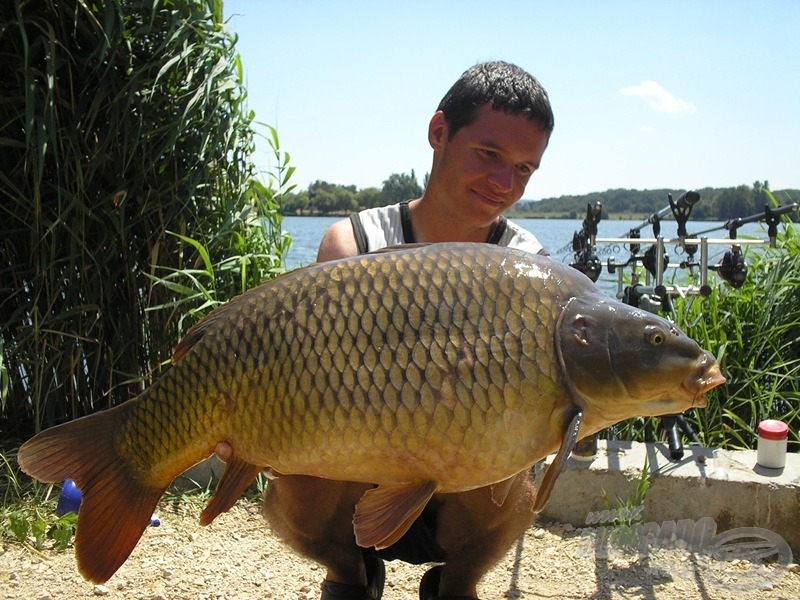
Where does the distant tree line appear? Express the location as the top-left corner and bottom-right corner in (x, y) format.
(281, 170), (425, 215)
(511, 181), (799, 221)
(281, 176), (798, 222)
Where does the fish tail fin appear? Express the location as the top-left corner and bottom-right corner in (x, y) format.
(18, 406), (165, 583)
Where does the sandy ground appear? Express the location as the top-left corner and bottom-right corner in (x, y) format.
(1, 496), (798, 600)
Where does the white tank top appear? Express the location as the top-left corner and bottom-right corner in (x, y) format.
(349, 201), (547, 255)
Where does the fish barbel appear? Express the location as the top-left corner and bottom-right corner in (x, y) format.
(18, 242), (725, 582)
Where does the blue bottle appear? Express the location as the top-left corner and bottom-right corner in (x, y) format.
(55, 479), (160, 526)
(55, 479), (82, 516)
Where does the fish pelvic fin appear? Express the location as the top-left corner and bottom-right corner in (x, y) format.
(199, 455), (263, 526)
(353, 481), (437, 550)
(17, 407), (165, 583)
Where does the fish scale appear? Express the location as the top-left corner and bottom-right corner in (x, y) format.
(193, 245), (553, 480)
(18, 242), (725, 583)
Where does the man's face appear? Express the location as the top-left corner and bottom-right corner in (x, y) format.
(429, 104), (550, 226)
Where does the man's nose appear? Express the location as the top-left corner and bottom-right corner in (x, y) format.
(488, 164), (514, 193)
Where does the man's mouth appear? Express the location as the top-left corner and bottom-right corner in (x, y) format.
(473, 189), (505, 206)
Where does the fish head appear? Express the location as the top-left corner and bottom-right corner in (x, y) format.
(556, 295), (725, 428)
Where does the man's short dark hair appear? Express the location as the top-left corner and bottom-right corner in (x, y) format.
(437, 61), (555, 139)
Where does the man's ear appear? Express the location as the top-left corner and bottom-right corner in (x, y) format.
(428, 111), (448, 149)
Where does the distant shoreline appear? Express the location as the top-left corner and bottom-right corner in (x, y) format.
(280, 211), (722, 221)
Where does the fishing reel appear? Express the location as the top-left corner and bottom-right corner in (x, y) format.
(637, 191), (698, 279)
(571, 247), (602, 282)
(711, 245), (748, 288)
(570, 201), (603, 283)
(642, 244), (669, 279)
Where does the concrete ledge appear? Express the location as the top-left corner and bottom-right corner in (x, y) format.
(540, 440), (800, 552)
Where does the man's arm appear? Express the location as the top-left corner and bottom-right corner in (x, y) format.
(316, 218), (360, 262)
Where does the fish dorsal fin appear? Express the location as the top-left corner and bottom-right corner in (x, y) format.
(490, 475), (517, 506)
(173, 244), (430, 362)
(199, 455), (263, 526)
(353, 481), (437, 549)
(171, 300), (241, 362)
(171, 277), (286, 362)
(368, 242), (432, 255)
(533, 408), (583, 513)
(171, 319), (212, 362)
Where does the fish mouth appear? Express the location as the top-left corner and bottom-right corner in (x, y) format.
(682, 352), (726, 408)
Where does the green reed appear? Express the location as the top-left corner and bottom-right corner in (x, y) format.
(0, 1), (287, 439)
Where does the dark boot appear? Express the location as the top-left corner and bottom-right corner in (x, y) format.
(418, 565), (479, 600)
(320, 554), (385, 600)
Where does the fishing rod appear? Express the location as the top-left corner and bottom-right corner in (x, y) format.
(693, 203), (798, 288)
(627, 190), (700, 236)
(567, 192), (796, 462)
(690, 203), (798, 245)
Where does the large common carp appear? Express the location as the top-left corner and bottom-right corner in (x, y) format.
(18, 242), (724, 583)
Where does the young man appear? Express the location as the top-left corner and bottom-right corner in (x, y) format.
(220, 61), (555, 599)
(317, 62), (552, 261)
(265, 61), (555, 600)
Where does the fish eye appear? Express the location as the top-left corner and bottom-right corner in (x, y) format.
(647, 328), (666, 346)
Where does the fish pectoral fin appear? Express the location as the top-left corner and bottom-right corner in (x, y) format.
(199, 455), (263, 526)
(533, 408), (583, 513)
(353, 481), (437, 550)
(490, 475), (517, 507)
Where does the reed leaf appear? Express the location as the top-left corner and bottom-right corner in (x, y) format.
(0, 0), (288, 439)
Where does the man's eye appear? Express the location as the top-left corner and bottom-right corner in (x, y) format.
(479, 148), (499, 158)
(516, 165), (533, 177)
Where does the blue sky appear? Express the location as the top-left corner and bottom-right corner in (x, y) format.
(223, 0), (799, 200)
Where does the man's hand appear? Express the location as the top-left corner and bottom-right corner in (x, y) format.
(215, 441), (234, 462)
(214, 441), (281, 478)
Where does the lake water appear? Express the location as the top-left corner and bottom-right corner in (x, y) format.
(282, 215), (770, 298)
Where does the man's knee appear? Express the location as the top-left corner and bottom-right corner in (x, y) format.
(436, 472), (538, 549)
(262, 477), (374, 581)
(263, 476), (369, 534)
